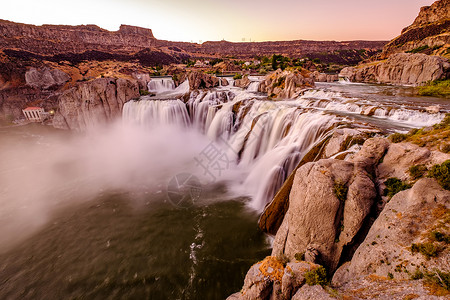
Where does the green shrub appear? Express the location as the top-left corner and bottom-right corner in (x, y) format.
(424, 270), (450, 291)
(418, 80), (450, 98)
(433, 113), (450, 130)
(383, 178), (411, 198)
(387, 272), (394, 279)
(305, 266), (327, 286)
(411, 268), (424, 280)
(428, 160), (450, 190)
(406, 45), (429, 53)
(411, 242), (440, 259)
(334, 182), (348, 202)
(233, 73), (243, 80)
(294, 252), (305, 261)
(139, 89), (151, 96)
(408, 165), (427, 180)
(389, 132), (408, 143)
(430, 231), (450, 244)
(441, 143), (450, 153)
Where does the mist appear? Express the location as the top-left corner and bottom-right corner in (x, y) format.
(0, 122), (216, 253)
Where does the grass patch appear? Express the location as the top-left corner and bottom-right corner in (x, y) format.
(418, 79), (450, 98)
(334, 182), (348, 202)
(410, 242), (440, 259)
(430, 231), (450, 244)
(408, 165), (427, 180)
(428, 160), (450, 190)
(139, 89), (151, 96)
(389, 132), (408, 143)
(305, 266), (328, 286)
(233, 73), (243, 80)
(383, 177), (411, 198)
(400, 114), (450, 151)
(294, 252), (305, 261)
(406, 45), (429, 54)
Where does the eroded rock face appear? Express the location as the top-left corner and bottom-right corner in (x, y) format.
(340, 53), (450, 85)
(271, 159), (376, 272)
(234, 76), (251, 89)
(259, 70), (314, 99)
(292, 285), (334, 300)
(187, 71), (220, 90)
(311, 71), (338, 83)
(25, 68), (70, 89)
(55, 77), (139, 131)
(228, 256), (322, 300)
(382, 0), (450, 57)
(378, 142), (450, 181)
(332, 178), (450, 286)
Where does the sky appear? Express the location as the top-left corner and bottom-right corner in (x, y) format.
(1, 0), (436, 43)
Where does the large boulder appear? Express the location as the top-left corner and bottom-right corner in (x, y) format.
(55, 77), (139, 131)
(332, 178), (450, 286)
(25, 67), (70, 89)
(271, 159), (376, 272)
(259, 70), (314, 99)
(272, 138), (389, 272)
(187, 71), (220, 90)
(229, 256), (322, 300)
(339, 53), (450, 85)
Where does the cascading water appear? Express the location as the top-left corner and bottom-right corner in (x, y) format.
(147, 77), (176, 93)
(124, 82), (337, 211)
(124, 79), (449, 211)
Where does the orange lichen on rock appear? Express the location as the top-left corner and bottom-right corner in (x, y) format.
(258, 256), (285, 282)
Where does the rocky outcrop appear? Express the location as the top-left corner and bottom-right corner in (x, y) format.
(340, 53), (450, 85)
(378, 142), (450, 182)
(382, 0), (450, 58)
(292, 285), (334, 300)
(310, 71), (338, 83)
(259, 70), (314, 99)
(55, 78), (139, 131)
(25, 67), (70, 89)
(0, 20), (157, 56)
(271, 158), (378, 272)
(227, 256), (323, 300)
(234, 76), (251, 89)
(187, 71), (220, 90)
(332, 178), (450, 285)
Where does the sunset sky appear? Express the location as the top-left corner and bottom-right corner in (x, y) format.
(2, 0), (436, 43)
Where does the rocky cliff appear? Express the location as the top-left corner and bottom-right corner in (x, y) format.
(0, 19), (386, 60)
(340, 0), (450, 85)
(231, 120), (450, 299)
(340, 53), (450, 85)
(54, 78), (139, 131)
(382, 0), (450, 58)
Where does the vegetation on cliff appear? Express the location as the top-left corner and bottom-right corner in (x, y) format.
(418, 79), (450, 98)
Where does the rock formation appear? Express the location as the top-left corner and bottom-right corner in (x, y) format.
(340, 53), (450, 85)
(0, 19), (386, 60)
(54, 78), (139, 131)
(271, 138), (389, 272)
(25, 68), (70, 89)
(382, 0), (450, 58)
(259, 69), (314, 99)
(187, 71), (220, 90)
(332, 178), (450, 285)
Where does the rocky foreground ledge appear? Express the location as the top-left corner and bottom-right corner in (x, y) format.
(228, 118), (450, 299)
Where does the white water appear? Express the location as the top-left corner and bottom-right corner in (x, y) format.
(123, 79), (449, 211)
(148, 77), (176, 93)
(124, 83), (335, 211)
(299, 87), (446, 128)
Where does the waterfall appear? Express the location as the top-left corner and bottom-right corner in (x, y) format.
(148, 77), (176, 93)
(123, 85), (337, 211)
(123, 79), (448, 211)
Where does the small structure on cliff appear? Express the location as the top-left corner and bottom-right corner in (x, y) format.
(22, 107), (45, 122)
